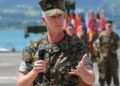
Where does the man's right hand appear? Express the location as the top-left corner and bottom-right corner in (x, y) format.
(32, 60), (46, 74)
(17, 60), (46, 86)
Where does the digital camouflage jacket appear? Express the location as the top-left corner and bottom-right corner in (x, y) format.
(21, 33), (91, 86)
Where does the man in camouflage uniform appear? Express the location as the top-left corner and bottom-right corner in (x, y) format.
(16, 0), (95, 86)
(97, 20), (120, 86)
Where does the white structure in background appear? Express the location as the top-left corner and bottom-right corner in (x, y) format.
(0, 48), (10, 52)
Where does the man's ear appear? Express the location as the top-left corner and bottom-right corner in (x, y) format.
(41, 16), (46, 25)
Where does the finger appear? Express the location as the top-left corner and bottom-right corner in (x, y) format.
(36, 60), (46, 64)
(34, 67), (43, 70)
(71, 69), (76, 72)
(34, 66), (45, 71)
(76, 65), (84, 69)
(69, 69), (78, 75)
(69, 71), (76, 75)
(76, 65), (86, 73)
(69, 69), (76, 73)
(79, 54), (87, 65)
(35, 60), (46, 64)
(39, 68), (46, 73)
(34, 64), (45, 68)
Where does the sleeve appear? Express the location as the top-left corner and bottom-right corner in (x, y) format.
(19, 61), (30, 73)
(19, 45), (35, 73)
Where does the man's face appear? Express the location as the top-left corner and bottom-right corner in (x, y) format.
(105, 24), (112, 33)
(44, 13), (65, 33)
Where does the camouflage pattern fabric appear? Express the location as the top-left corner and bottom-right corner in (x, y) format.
(21, 33), (91, 86)
(39, 0), (65, 12)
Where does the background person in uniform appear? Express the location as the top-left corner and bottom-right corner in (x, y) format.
(16, 0), (95, 86)
(96, 20), (120, 86)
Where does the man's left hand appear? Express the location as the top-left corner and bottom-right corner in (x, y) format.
(69, 54), (88, 77)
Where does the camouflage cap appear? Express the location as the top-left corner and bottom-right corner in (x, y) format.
(105, 20), (113, 25)
(39, 0), (65, 16)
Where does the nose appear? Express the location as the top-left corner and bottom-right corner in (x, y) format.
(54, 18), (61, 23)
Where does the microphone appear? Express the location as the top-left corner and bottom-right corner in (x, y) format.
(38, 49), (45, 83)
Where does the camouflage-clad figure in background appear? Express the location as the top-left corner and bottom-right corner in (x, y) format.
(20, 33), (92, 86)
(96, 20), (120, 86)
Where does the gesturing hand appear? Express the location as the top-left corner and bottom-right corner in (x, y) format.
(69, 54), (88, 77)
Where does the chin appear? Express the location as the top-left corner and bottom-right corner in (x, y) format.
(55, 29), (63, 33)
